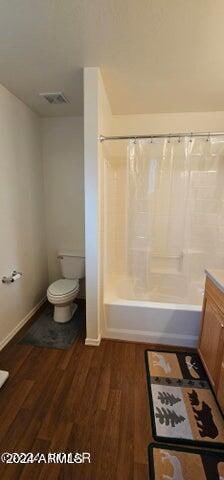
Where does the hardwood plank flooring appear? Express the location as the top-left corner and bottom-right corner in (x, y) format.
(0, 304), (185, 479)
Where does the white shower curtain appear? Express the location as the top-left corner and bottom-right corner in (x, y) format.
(125, 136), (224, 301)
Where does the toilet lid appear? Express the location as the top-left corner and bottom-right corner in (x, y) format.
(48, 279), (79, 296)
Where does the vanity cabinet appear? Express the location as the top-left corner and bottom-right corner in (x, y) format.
(217, 356), (224, 412)
(198, 271), (224, 409)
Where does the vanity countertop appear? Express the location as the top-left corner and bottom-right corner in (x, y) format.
(205, 269), (224, 294)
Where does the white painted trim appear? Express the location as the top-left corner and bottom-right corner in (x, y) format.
(0, 296), (46, 351)
(85, 334), (102, 346)
(102, 328), (198, 348)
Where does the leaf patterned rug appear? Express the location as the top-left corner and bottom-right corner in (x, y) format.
(145, 349), (224, 448)
(148, 444), (224, 480)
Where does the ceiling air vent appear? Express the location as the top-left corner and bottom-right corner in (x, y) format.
(39, 92), (70, 104)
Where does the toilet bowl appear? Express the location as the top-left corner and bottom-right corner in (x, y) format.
(47, 278), (79, 323)
(47, 251), (85, 323)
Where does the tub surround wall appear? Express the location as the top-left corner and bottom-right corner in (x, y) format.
(103, 143), (127, 284)
(103, 138), (224, 303)
(0, 84), (48, 349)
(42, 116), (85, 294)
(101, 110), (224, 344)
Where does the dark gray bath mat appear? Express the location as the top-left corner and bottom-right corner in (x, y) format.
(20, 301), (84, 349)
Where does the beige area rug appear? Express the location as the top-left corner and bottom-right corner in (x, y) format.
(149, 443), (224, 480)
(145, 349), (224, 448)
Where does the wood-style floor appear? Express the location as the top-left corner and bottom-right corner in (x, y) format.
(0, 304), (151, 480)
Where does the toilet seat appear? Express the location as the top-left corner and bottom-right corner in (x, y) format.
(48, 279), (79, 297)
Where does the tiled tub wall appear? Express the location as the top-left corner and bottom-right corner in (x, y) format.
(103, 139), (224, 297)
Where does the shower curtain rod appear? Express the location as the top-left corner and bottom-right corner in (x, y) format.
(99, 132), (224, 142)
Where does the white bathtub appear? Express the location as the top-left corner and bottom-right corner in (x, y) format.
(103, 277), (202, 347)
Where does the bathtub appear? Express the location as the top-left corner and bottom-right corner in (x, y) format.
(103, 277), (202, 348)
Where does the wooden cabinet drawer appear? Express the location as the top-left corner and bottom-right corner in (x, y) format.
(205, 277), (224, 315)
(198, 296), (224, 389)
(217, 360), (224, 413)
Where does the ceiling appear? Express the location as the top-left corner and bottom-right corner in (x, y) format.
(0, 0), (224, 117)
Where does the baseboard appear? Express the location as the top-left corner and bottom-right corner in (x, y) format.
(85, 334), (101, 346)
(0, 296), (46, 351)
(102, 327), (198, 348)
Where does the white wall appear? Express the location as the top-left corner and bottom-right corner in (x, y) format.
(42, 116), (84, 287)
(98, 71), (113, 343)
(0, 84), (48, 348)
(84, 67), (112, 345)
(111, 111), (224, 135)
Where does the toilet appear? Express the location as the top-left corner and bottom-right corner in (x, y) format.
(47, 251), (85, 323)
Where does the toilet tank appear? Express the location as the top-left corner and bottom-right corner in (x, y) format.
(58, 251), (85, 279)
